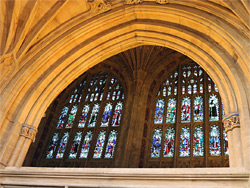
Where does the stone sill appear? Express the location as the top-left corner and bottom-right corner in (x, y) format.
(0, 167), (249, 188)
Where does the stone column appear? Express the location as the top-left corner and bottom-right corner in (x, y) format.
(223, 113), (243, 167)
(8, 124), (37, 167)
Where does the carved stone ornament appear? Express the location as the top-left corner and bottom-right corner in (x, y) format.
(156, 0), (169, 4)
(125, 0), (143, 5)
(89, 0), (111, 14)
(223, 113), (240, 133)
(20, 124), (37, 141)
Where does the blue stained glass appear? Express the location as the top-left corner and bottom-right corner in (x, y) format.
(56, 132), (70, 159)
(194, 96), (203, 122)
(93, 131), (106, 158)
(106, 92), (110, 100)
(78, 94), (82, 102)
(208, 83), (212, 92)
(154, 99), (165, 124)
(112, 91), (116, 100)
(112, 102), (123, 126)
(194, 69), (198, 76)
(116, 91), (121, 99)
(181, 97), (191, 123)
(78, 105), (90, 128)
(46, 133), (59, 159)
(200, 84), (203, 93)
(188, 85), (192, 94)
(166, 98), (176, 123)
(151, 128), (162, 158)
(179, 127), (190, 157)
(73, 94), (78, 103)
(163, 87), (166, 96)
(163, 128), (175, 157)
(193, 84), (197, 94)
(79, 131), (93, 158)
(57, 106), (69, 128)
(209, 94), (219, 121)
(90, 93), (94, 102)
(85, 93), (89, 101)
(222, 102), (225, 118)
(223, 129), (229, 156)
(65, 105), (78, 128)
(214, 84), (219, 92)
(101, 103), (112, 127)
(100, 92), (104, 101)
(94, 93), (99, 101)
(69, 132), (82, 159)
(183, 71), (187, 78)
(69, 94), (74, 103)
(104, 130), (118, 158)
(88, 103), (100, 127)
(209, 125), (221, 156)
(168, 86), (171, 95)
(193, 126), (204, 157)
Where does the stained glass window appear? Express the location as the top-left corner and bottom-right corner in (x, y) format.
(68, 132), (82, 159)
(163, 128), (175, 157)
(79, 131), (93, 158)
(223, 129), (229, 156)
(104, 130), (118, 158)
(179, 127), (190, 157)
(151, 128), (162, 158)
(193, 96), (203, 122)
(46, 133), (59, 159)
(209, 94), (219, 121)
(88, 103), (100, 127)
(209, 125), (221, 156)
(57, 106), (68, 128)
(78, 104), (90, 128)
(193, 126), (204, 157)
(66, 105), (78, 128)
(93, 130), (106, 158)
(112, 102), (123, 126)
(181, 97), (191, 123)
(166, 98), (176, 123)
(101, 103), (112, 127)
(56, 132), (69, 159)
(154, 99), (165, 124)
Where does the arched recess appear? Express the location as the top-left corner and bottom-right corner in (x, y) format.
(0, 4), (249, 170)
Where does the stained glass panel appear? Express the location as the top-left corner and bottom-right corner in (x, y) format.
(56, 132), (69, 159)
(101, 103), (112, 127)
(46, 133), (59, 159)
(193, 126), (204, 156)
(193, 96), (203, 122)
(154, 99), (165, 124)
(104, 130), (118, 158)
(78, 104), (90, 128)
(181, 97), (191, 123)
(88, 103), (100, 127)
(209, 125), (221, 156)
(151, 128), (162, 158)
(179, 127), (190, 157)
(163, 128), (175, 157)
(79, 131), (93, 158)
(66, 105), (78, 128)
(93, 131), (106, 158)
(112, 102), (123, 126)
(68, 132), (82, 159)
(56, 106), (68, 128)
(209, 94), (219, 121)
(223, 129), (229, 156)
(166, 98), (176, 123)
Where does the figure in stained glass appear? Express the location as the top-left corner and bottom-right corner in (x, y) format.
(79, 131), (93, 158)
(181, 97), (191, 123)
(69, 132), (82, 159)
(193, 96), (203, 122)
(78, 105), (90, 128)
(93, 131), (106, 158)
(88, 103), (100, 127)
(209, 94), (219, 121)
(209, 125), (221, 156)
(163, 128), (175, 157)
(112, 102), (123, 126)
(179, 127), (190, 157)
(193, 126), (204, 156)
(66, 105), (78, 128)
(154, 99), (165, 124)
(166, 98), (176, 123)
(57, 106), (68, 128)
(101, 103), (112, 127)
(104, 130), (118, 158)
(56, 132), (69, 159)
(223, 129), (229, 156)
(46, 133), (59, 159)
(151, 129), (162, 158)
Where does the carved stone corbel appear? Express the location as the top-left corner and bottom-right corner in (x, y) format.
(20, 124), (38, 141)
(156, 0), (169, 4)
(223, 113), (240, 133)
(125, 0), (143, 5)
(89, 0), (111, 14)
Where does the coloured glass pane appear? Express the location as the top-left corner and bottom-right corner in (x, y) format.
(188, 85), (192, 94)
(79, 131), (93, 158)
(65, 105), (78, 128)
(163, 128), (175, 157)
(223, 129), (229, 156)
(193, 126), (204, 157)
(179, 127), (190, 157)
(193, 96), (203, 122)
(112, 102), (123, 126)
(68, 132), (82, 159)
(101, 103), (112, 127)
(181, 97), (191, 123)
(209, 94), (219, 121)
(166, 98), (176, 123)
(78, 105), (90, 128)
(209, 125), (221, 156)
(151, 128), (162, 158)
(193, 84), (197, 94)
(88, 103), (100, 127)
(104, 130), (118, 158)
(56, 132), (70, 159)
(154, 99), (165, 124)
(56, 106), (68, 128)
(93, 131), (106, 158)
(46, 133), (59, 159)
